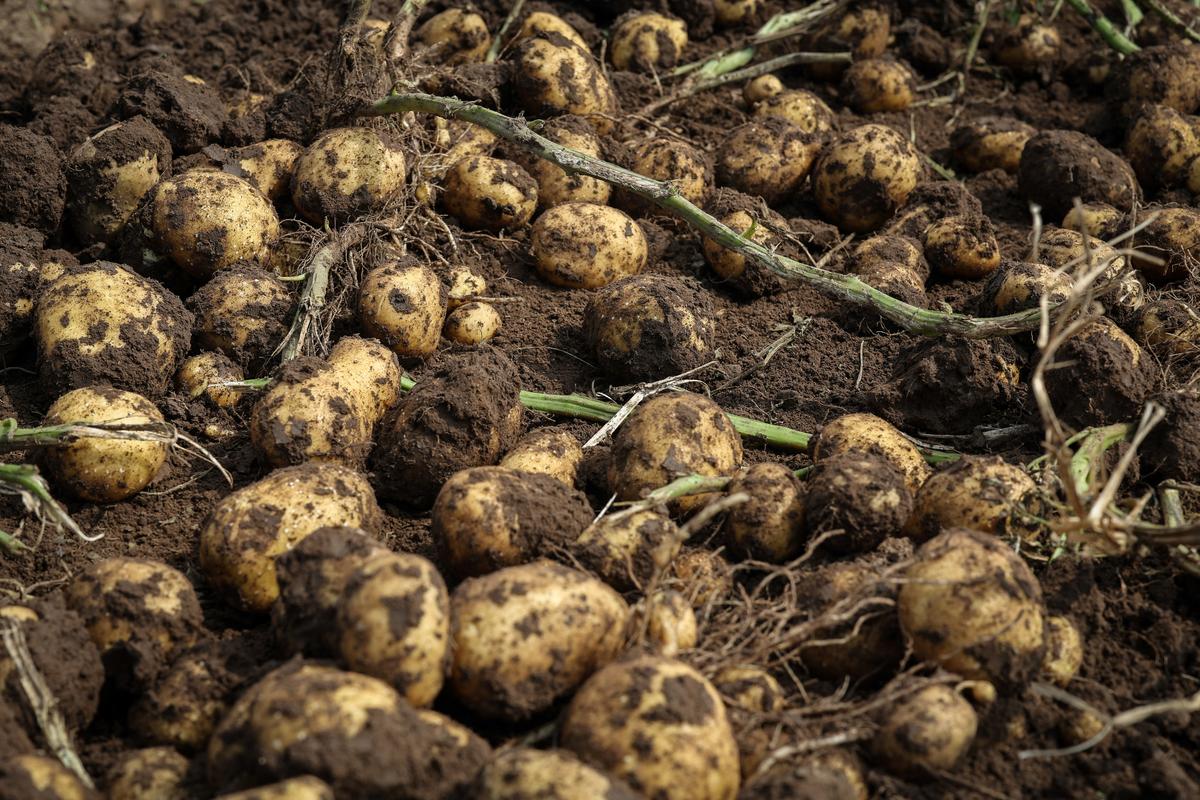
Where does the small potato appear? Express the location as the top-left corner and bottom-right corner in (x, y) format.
(511, 115), (609, 208)
(1042, 615), (1083, 687)
(899, 528), (1046, 689)
(561, 655), (740, 800)
(923, 214), (1001, 279)
(416, 9), (491, 65)
(337, 551), (450, 707)
(224, 139), (304, 202)
(950, 116), (1036, 174)
(905, 456), (1039, 543)
(446, 267), (486, 308)
(743, 74), (783, 105)
(715, 0), (759, 27)
(701, 208), (795, 297)
(1018, 130), (1139, 221)
(979, 260), (1072, 316)
(1136, 298), (1200, 356)
(813, 412), (931, 496)
(805, 451), (912, 554)
(214, 777), (333, 800)
(199, 463), (383, 613)
(1060, 708), (1106, 746)
(0, 754), (96, 800)
(671, 548), (734, 607)
(512, 12), (587, 50)
(873, 685), (977, 778)
(37, 387), (168, 502)
(177, 351), (243, 408)
(500, 427), (583, 486)
(150, 170), (279, 278)
(813, 124), (923, 233)
(993, 15), (1061, 75)
(634, 589), (698, 656)
(65, 557), (204, 690)
(358, 263), (447, 359)
(472, 748), (638, 799)
(188, 264), (293, 370)
(724, 462), (805, 562)
(608, 392), (743, 515)
(431, 466), (593, 579)
(291, 127), (406, 225)
(443, 301), (501, 344)
(583, 274), (715, 382)
(1125, 105), (1198, 190)
(106, 747), (189, 800)
(1131, 206), (1200, 281)
(1061, 203), (1124, 239)
(742, 750), (867, 800)
(712, 665), (783, 714)
(531, 202), (647, 288)
(65, 117), (171, 246)
(511, 34), (617, 128)
(1043, 317), (1156, 427)
(573, 509), (682, 591)
(753, 90), (836, 138)
(618, 138), (709, 214)
(442, 156), (537, 232)
(841, 58), (915, 113)
(35, 261), (192, 397)
(715, 119), (818, 205)
(449, 560), (629, 720)
(611, 12), (688, 72)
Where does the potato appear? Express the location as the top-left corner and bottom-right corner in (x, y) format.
(979, 260), (1072, 315)
(1043, 317), (1156, 427)
(443, 301), (501, 344)
(1136, 298), (1200, 356)
(671, 548), (734, 607)
(715, 0), (758, 27)
(1132, 206), (1200, 282)
(574, 509), (682, 591)
(949, 116), (1035, 175)
(701, 208), (795, 297)
(442, 156), (537, 232)
(415, 9), (491, 65)
(37, 386), (168, 502)
(214, 777), (333, 800)
(1110, 42), (1200, 116)
(291, 127), (406, 225)
(813, 124), (922, 233)
(741, 750), (867, 800)
(511, 115), (609, 208)
(611, 12), (688, 72)
(106, 747), (189, 800)
(847, 233), (928, 307)
(1042, 615), (1083, 687)
(715, 119), (818, 205)
(207, 662), (489, 798)
(199, 463), (383, 613)
(923, 213), (1001, 279)
(336, 551), (450, 707)
(177, 351), (243, 408)
(449, 560), (628, 719)
(583, 274), (714, 382)
(634, 589), (698, 656)
(618, 138), (709, 214)
(438, 118), (498, 164)
(713, 665), (783, 714)
(511, 34), (617, 128)
(187, 264), (292, 370)
(358, 263), (446, 359)
(149, 170), (279, 278)
(223, 139), (304, 202)
(512, 11), (587, 50)
(905, 456), (1039, 543)
(608, 391), (743, 515)
(1060, 708), (1106, 746)
(872, 685), (977, 778)
(1037, 226), (1125, 276)
(743, 74), (783, 105)
(471, 748), (638, 799)
(250, 336), (402, 467)
(1125, 105), (1198, 191)
(500, 427), (583, 485)
(446, 267), (486, 308)
(1018, 130), (1139, 221)
(0, 754), (96, 800)
(0, 237), (69, 344)
(35, 261), (192, 397)
(432, 466), (593, 578)
(841, 58), (915, 113)
(724, 462), (805, 562)
(993, 15), (1061, 75)
(531, 202), (647, 288)
(816, 5), (889, 62)
(812, 412), (931, 496)
(1062, 203), (1124, 239)
(65, 117), (170, 246)
(65, 557), (203, 690)
(899, 528), (1046, 688)
(805, 451), (912, 554)
(561, 655), (739, 800)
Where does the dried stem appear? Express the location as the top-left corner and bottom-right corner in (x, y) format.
(278, 226), (367, 362)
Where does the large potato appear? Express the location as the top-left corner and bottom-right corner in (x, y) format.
(1043, 317), (1156, 427)
(199, 463), (383, 613)
(805, 451), (911, 554)
(812, 412), (931, 495)
(291, 127), (406, 225)
(753, 90), (836, 137)
(905, 456), (1039, 542)
(511, 12), (587, 50)
(188, 264), (293, 370)
(358, 262), (447, 359)
(812, 124), (922, 232)
(1124, 105), (1197, 190)
(715, 119), (817, 205)
(499, 427), (583, 486)
(511, 34), (617, 128)
(449, 560), (629, 720)
(1017, 130), (1139, 220)
(841, 58), (915, 113)
(531, 202), (647, 288)
(442, 156), (537, 232)
(471, 748), (638, 799)
(617, 138), (709, 214)
(573, 509), (682, 591)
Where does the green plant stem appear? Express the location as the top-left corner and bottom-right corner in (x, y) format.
(0, 463), (85, 544)
(365, 92), (1055, 338)
(1065, 0), (1141, 54)
(1143, 0), (1200, 41)
(0, 530), (25, 554)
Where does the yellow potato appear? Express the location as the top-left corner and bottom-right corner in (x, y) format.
(512, 116), (610, 208)
(715, 119), (818, 204)
(950, 116), (1036, 174)
(634, 589), (697, 656)
(574, 509), (682, 591)
(813, 124), (923, 232)
(905, 456), (1039, 542)
(471, 748), (638, 799)
(214, 777), (333, 800)
(743, 74), (783, 105)
(225, 139), (304, 201)
(812, 412), (931, 495)
(189, 264), (293, 370)
(873, 685), (978, 778)
(0, 755), (95, 800)
(291, 127), (406, 225)
(618, 138), (709, 214)
(443, 301), (501, 344)
(442, 156), (537, 232)
(841, 58), (915, 113)
(358, 263), (447, 359)
(446, 267), (487, 308)
(499, 427), (583, 486)
(176, 351), (244, 408)
(106, 747), (189, 800)
(611, 12), (688, 72)
(979, 260), (1072, 315)
(511, 35), (617, 129)
(512, 12), (587, 50)
(416, 9), (491, 65)
(724, 462), (805, 562)
(923, 214), (1002, 279)
(1042, 615), (1084, 687)
(531, 202), (647, 288)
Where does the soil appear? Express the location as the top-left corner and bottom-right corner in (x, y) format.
(0, 0), (1199, 798)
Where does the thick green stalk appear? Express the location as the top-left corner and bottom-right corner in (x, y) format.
(1065, 0), (1141, 54)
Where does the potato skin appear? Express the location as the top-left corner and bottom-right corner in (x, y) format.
(1124, 105), (1197, 191)
(513, 12), (588, 51)
(812, 412), (931, 496)
(753, 89), (835, 136)
(841, 58), (915, 113)
(905, 456), (1038, 543)
(715, 119), (818, 205)
(950, 116), (1035, 174)
(1042, 615), (1084, 687)
(813, 124), (922, 233)
(198, 463), (383, 613)
(561, 655), (740, 800)
(500, 427), (583, 486)
(416, 9), (491, 65)
(743, 74), (783, 105)
(105, 747), (189, 800)
(442, 156), (537, 232)
(873, 685), (978, 778)
(511, 116), (610, 208)
(923, 214), (1001, 279)
(177, 351), (244, 408)
(805, 452), (911, 554)
(574, 509), (682, 591)
(443, 301), (501, 344)
(511, 34), (617, 128)
(979, 260), (1072, 315)
(0, 754), (98, 800)
(470, 748), (639, 800)
(449, 560), (629, 720)
(188, 264), (293, 370)
(725, 462), (805, 562)
(617, 138), (710, 214)
(291, 127), (407, 225)
(1017, 130), (1139, 221)
(531, 202), (647, 288)
(358, 263), (447, 359)
(611, 12), (688, 73)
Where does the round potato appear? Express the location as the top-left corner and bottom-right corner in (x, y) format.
(446, 267), (486, 309)
(500, 427), (583, 486)
(531, 202), (647, 288)
(753, 90), (836, 137)
(358, 262), (447, 359)
(511, 115), (610, 208)
(841, 58), (915, 113)
(979, 260), (1072, 315)
(1125, 104), (1197, 190)
(724, 462), (805, 562)
(715, 119), (818, 205)
(847, 233), (928, 307)
(701, 208), (795, 297)
(634, 589), (698, 656)
(1043, 317), (1156, 427)
(618, 138), (709, 214)
(611, 12), (688, 73)
(415, 9), (491, 65)
(993, 15), (1061, 75)
(1131, 206), (1200, 282)
(813, 124), (923, 232)
(573, 509), (682, 591)
(222, 139), (304, 202)
(713, 665), (783, 714)
(177, 351), (243, 408)
(471, 748), (638, 799)
(950, 116), (1036, 174)
(188, 264), (293, 370)
(812, 412), (931, 495)
(291, 127), (406, 225)
(923, 214), (1002, 279)
(511, 34), (617, 127)
(805, 451), (911, 554)
(743, 74), (783, 105)
(905, 456), (1039, 542)
(1136, 298), (1200, 356)
(671, 548), (734, 607)
(442, 156), (537, 232)
(1017, 130), (1139, 221)
(106, 747), (189, 800)
(873, 685), (978, 778)
(715, 0), (758, 27)
(1061, 203), (1124, 239)
(443, 300), (501, 344)
(1042, 615), (1084, 687)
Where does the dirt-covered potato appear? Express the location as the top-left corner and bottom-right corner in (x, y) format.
(106, 747), (189, 800)
(442, 156), (537, 232)
(214, 777), (333, 800)
(177, 351), (243, 408)
(443, 300), (501, 344)
(979, 260), (1072, 315)
(416, 9), (491, 65)
(713, 665), (782, 714)
(583, 274), (714, 382)
(1044, 317), (1157, 427)
(1141, 389), (1200, 481)
(752, 89), (836, 138)
(431, 466), (593, 578)
(841, 58), (915, 113)
(531, 202), (647, 288)
(1038, 227), (1144, 320)
(573, 509), (681, 591)
(813, 124), (923, 232)
(923, 213), (1001, 279)
(611, 12), (688, 72)
(0, 754), (96, 800)
(635, 589), (698, 656)
(250, 336), (402, 467)
(846, 233), (928, 307)
(449, 560), (628, 719)
(221, 139), (304, 202)
(993, 15), (1061, 75)
(724, 462), (805, 562)
(511, 116), (609, 207)
(743, 74), (783, 105)
(65, 557), (204, 690)
(199, 463), (383, 613)
(608, 392), (743, 515)
(1062, 203), (1124, 239)
(358, 263), (447, 359)
(1125, 105), (1198, 191)
(1042, 615), (1083, 687)
(1136, 298), (1200, 356)
(899, 528), (1046, 688)
(35, 261), (192, 397)
(808, 4), (889, 80)
(873, 685), (978, 778)
(1018, 130), (1139, 220)
(492, 432), (579, 491)
(1132, 206), (1200, 282)
(511, 34), (617, 127)
(512, 12), (587, 50)
(715, 119), (818, 205)
(671, 548), (734, 607)
(805, 451), (912, 554)
(291, 127), (406, 225)
(905, 456), (1038, 543)
(701, 207), (795, 297)
(741, 750), (867, 800)
(65, 117), (170, 246)
(336, 551), (450, 707)
(447, 267), (486, 309)
(813, 412), (931, 496)
(1109, 42), (1200, 116)
(471, 748), (638, 799)
(950, 116), (1036, 174)
(618, 138), (709, 214)
(206, 662), (489, 798)
(149, 170), (279, 278)
(37, 386), (168, 502)
(561, 655), (739, 800)
(188, 264), (292, 371)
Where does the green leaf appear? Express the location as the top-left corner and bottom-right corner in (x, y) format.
(1121, 0), (1144, 27)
